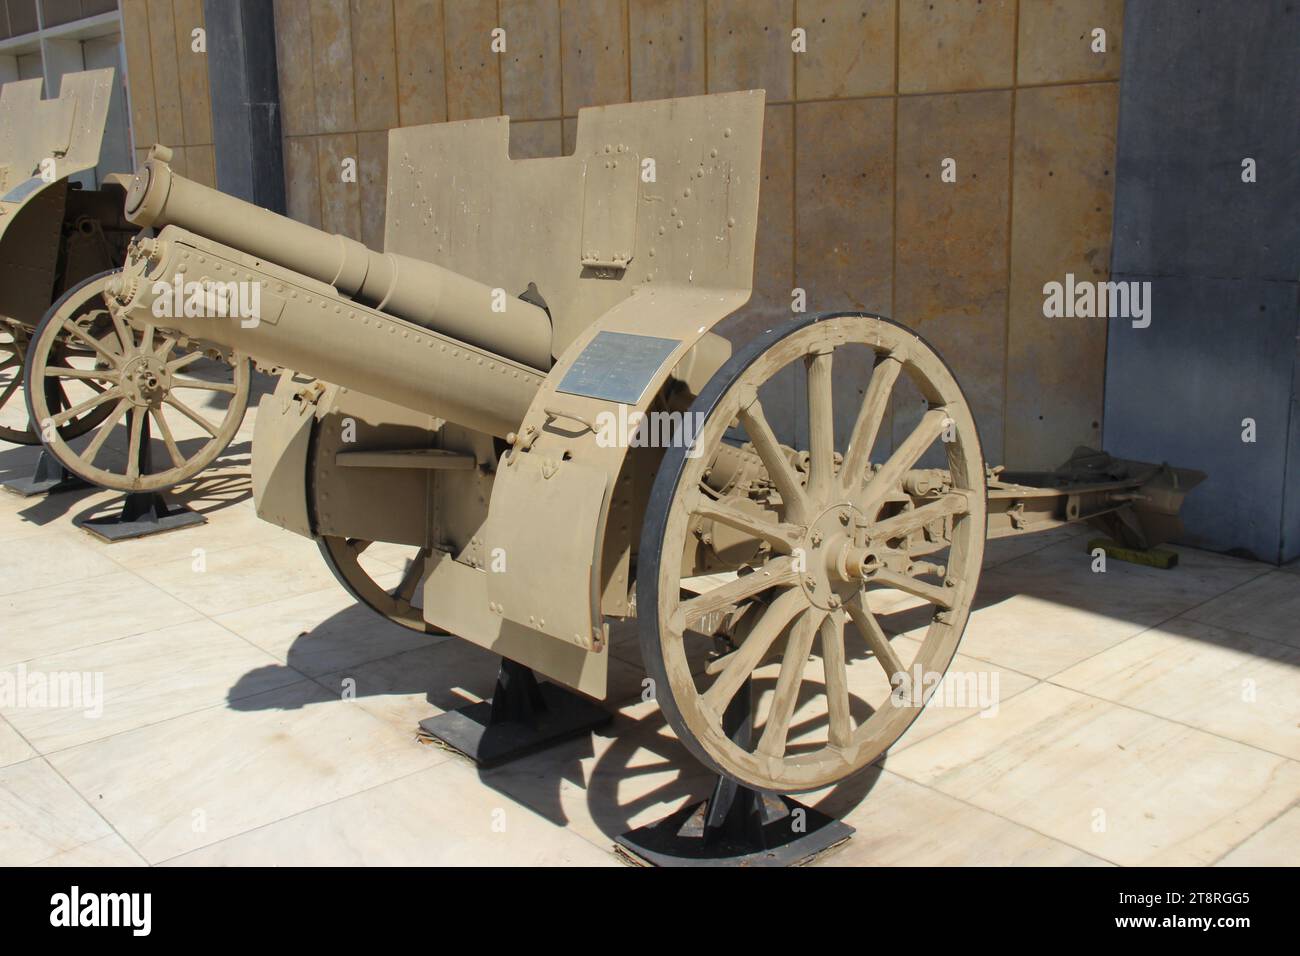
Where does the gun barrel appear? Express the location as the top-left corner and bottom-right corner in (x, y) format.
(124, 148), (552, 370)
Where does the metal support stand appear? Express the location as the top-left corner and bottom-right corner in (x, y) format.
(418, 658), (611, 769)
(0, 448), (89, 497)
(615, 679), (854, 867)
(74, 415), (205, 542)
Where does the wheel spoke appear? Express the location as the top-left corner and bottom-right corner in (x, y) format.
(756, 607), (824, 757)
(110, 310), (136, 355)
(841, 355), (901, 495)
(49, 385), (123, 427)
(155, 335), (177, 358)
(702, 587), (806, 717)
(869, 491), (970, 543)
(738, 395), (812, 524)
(0, 376), (18, 408)
(126, 408), (144, 478)
(820, 612), (854, 748)
(858, 407), (949, 514)
(392, 548), (430, 602)
(167, 352), (204, 373)
(689, 492), (802, 554)
(163, 394), (219, 437)
(43, 366), (119, 384)
(845, 594), (908, 685)
(82, 399), (130, 463)
(150, 407), (185, 467)
(62, 319), (121, 363)
(674, 556), (798, 631)
(868, 568), (955, 609)
(806, 349), (835, 501)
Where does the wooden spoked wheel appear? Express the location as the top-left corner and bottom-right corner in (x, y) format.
(317, 535), (442, 634)
(26, 271), (251, 492)
(1, 312), (117, 446)
(639, 313), (987, 793)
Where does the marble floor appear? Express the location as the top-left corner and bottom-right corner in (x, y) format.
(0, 405), (1296, 866)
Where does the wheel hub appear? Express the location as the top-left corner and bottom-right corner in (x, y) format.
(796, 503), (868, 610)
(121, 354), (170, 406)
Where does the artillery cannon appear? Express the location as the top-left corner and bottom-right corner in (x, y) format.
(49, 91), (1198, 799)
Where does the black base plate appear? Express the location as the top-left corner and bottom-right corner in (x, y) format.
(0, 451), (89, 498)
(75, 498), (206, 542)
(418, 682), (611, 769)
(615, 795), (854, 867)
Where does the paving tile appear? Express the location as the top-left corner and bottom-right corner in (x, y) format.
(1054, 618), (1300, 759)
(706, 0), (793, 100)
(796, 0), (894, 100)
(1017, 0), (1124, 85)
(0, 759), (112, 866)
(132, 535), (363, 617)
(898, 0), (1015, 94)
(0, 718), (34, 769)
(982, 526), (1087, 569)
(887, 682), (1300, 865)
(32, 833), (147, 867)
(48, 680), (444, 863)
(894, 90), (1013, 463)
(444, 0), (501, 120)
(0, 570), (202, 667)
(394, 0), (448, 126)
(953, 539), (1267, 678)
(629, 0), (706, 101)
(0, 529), (119, 597)
(1, 619), (299, 754)
(502, 0), (563, 120)
(165, 759), (615, 866)
(316, 639), (646, 738)
(1181, 572), (1300, 649)
(795, 98), (893, 315)
(212, 576), (442, 677)
(1005, 82), (1118, 470)
(561, 0), (630, 110)
(813, 769), (1108, 866)
(1214, 806), (1300, 866)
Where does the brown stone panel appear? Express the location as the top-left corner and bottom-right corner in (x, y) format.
(796, 0), (894, 100)
(394, 0), (447, 126)
(507, 119), (564, 158)
(317, 133), (363, 240)
(1006, 83), (1119, 470)
(501, 0), (562, 119)
(172, 0), (212, 145)
(706, 0), (792, 100)
(147, 0), (185, 146)
(898, 0), (1015, 94)
(560, 0), (630, 110)
(894, 91), (1012, 462)
(445, 0), (501, 119)
(186, 143), (216, 187)
(167, 145), (189, 178)
(351, 0), (400, 130)
(1018, 0), (1124, 85)
(561, 116), (577, 155)
(753, 103), (792, 315)
(794, 98), (893, 315)
(629, 0), (706, 101)
(122, 0), (158, 148)
(284, 136), (323, 228)
(358, 130), (389, 250)
(310, 0), (358, 133)
(273, 0), (319, 137)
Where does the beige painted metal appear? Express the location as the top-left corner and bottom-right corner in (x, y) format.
(0, 69), (115, 198)
(123, 146), (552, 370)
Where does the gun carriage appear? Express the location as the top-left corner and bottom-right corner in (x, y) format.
(19, 92), (1199, 795)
